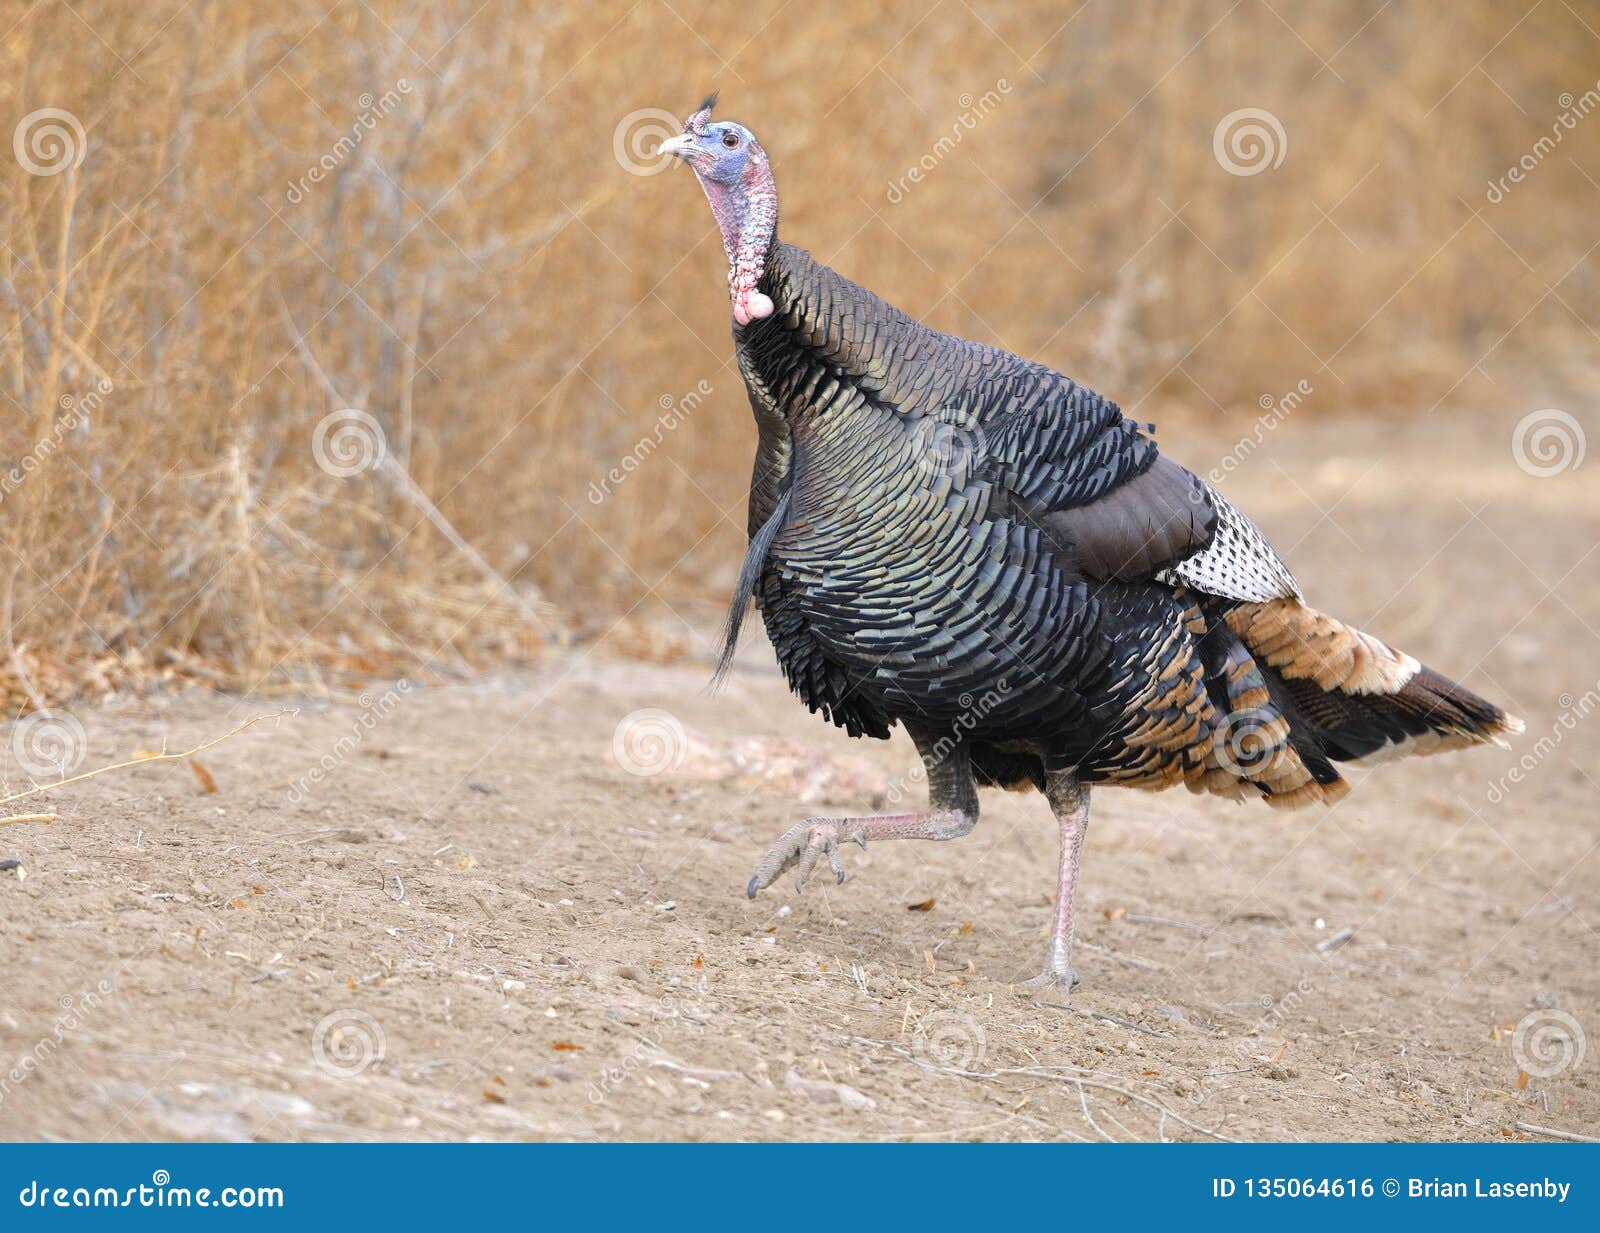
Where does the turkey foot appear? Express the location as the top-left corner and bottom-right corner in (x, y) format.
(746, 809), (974, 898)
(1022, 940), (1081, 997)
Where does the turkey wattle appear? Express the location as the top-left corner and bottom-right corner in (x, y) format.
(659, 95), (1523, 994)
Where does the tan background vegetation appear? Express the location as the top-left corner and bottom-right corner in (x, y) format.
(0, 0), (1594, 701)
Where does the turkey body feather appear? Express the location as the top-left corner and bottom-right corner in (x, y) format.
(729, 242), (1519, 806)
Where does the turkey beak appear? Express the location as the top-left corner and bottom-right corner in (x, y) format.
(657, 133), (696, 162)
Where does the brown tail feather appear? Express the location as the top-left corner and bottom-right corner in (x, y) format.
(1224, 599), (1418, 694)
(1225, 599), (1522, 779)
(1349, 664), (1523, 762)
(1117, 596), (1520, 811)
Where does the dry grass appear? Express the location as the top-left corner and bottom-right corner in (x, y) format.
(0, 0), (1594, 700)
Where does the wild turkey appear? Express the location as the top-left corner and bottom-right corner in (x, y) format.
(659, 96), (1522, 993)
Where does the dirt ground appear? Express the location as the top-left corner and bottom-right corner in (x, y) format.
(0, 406), (1595, 1142)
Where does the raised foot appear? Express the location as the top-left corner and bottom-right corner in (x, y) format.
(746, 818), (867, 898)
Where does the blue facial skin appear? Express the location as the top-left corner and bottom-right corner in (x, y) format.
(689, 121), (757, 184)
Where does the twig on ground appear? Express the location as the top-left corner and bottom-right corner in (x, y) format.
(276, 827), (370, 846)
(1515, 1121), (1600, 1143)
(848, 1035), (1235, 1142)
(1126, 913), (1205, 931)
(0, 812), (55, 827)
(650, 1058), (742, 1084)
(0, 710), (295, 809)
(1076, 1080), (1116, 1142)
(1005, 1067), (1238, 1142)
(1033, 999), (1164, 1036)
(1078, 939), (1164, 971)
(1095, 1099), (1143, 1143)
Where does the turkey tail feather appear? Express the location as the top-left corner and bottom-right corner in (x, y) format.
(1223, 598), (1523, 775)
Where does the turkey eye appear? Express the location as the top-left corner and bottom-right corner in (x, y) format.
(721, 132), (739, 148)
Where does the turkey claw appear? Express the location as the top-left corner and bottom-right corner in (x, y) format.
(1022, 968), (1081, 998)
(746, 818), (857, 898)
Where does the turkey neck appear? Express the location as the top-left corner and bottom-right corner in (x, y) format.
(738, 243), (913, 406)
(737, 245), (892, 519)
(734, 243), (1000, 526)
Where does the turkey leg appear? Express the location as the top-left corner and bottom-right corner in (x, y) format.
(745, 727), (978, 897)
(1023, 771), (1090, 995)
(746, 809), (975, 896)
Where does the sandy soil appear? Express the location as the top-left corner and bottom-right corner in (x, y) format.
(0, 407), (1595, 1142)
